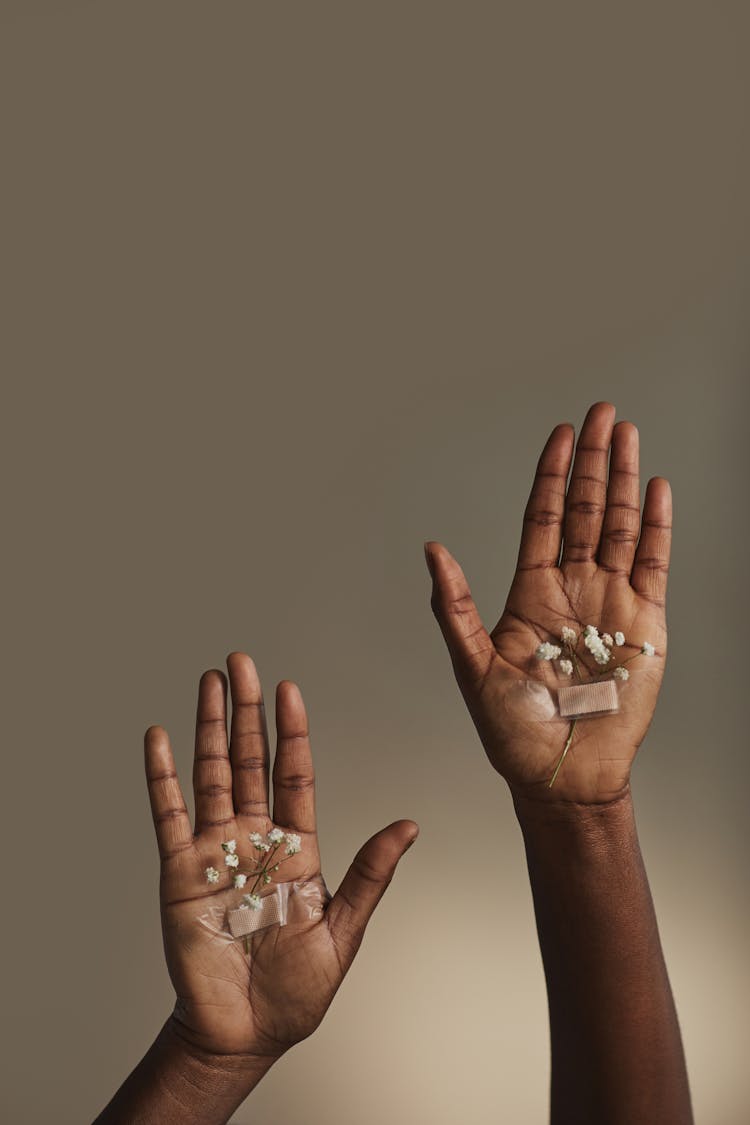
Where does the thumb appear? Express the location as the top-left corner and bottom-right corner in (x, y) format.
(325, 819), (419, 968)
(424, 540), (495, 687)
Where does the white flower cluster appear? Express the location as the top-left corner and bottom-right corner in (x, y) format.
(583, 625), (612, 666)
(204, 826), (304, 888)
(534, 624), (655, 681)
(543, 625), (656, 788)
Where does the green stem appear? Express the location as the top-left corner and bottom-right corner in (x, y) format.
(548, 719), (578, 788)
(245, 846), (294, 895)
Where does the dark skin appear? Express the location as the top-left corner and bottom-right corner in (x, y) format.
(426, 401), (693, 1124)
(95, 400), (692, 1124)
(425, 402), (669, 805)
(94, 659), (418, 1124)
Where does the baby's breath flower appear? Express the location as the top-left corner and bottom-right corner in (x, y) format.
(558, 658), (573, 677)
(258, 842), (271, 853)
(267, 828), (285, 844)
(233, 873), (247, 888)
(614, 631), (625, 646)
(601, 633), (614, 647)
(224, 852), (240, 868)
(584, 631), (611, 664)
(263, 872), (272, 884)
(205, 866), (220, 884)
(248, 832), (263, 847)
(536, 642), (562, 661)
(613, 666), (630, 681)
(243, 893), (263, 910)
(583, 625), (599, 638)
(285, 833), (302, 855)
(221, 839), (237, 854)
(642, 642), (655, 656)
(561, 626), (577, 646)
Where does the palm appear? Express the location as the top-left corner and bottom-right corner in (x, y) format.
(427, 403), (672, 804)
(159, 819), (331, 1057)
(145, 655), (418, 1060)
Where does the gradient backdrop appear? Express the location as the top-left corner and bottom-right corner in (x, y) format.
(2, 4), (749, 1123)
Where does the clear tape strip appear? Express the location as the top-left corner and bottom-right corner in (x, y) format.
(227, 883), (290, 937)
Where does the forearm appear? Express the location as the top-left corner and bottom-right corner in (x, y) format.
(513, 787), (693, 1125)
(92, 1016), (280, 1125)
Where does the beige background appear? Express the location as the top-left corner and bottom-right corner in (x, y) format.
(2, 3), (749, 1122)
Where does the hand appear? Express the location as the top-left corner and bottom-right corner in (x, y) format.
(425, 401), (672, 805)
(145, 653), (418, 1062)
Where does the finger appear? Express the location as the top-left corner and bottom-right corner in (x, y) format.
(561, 401), (616, 568)
(227, 652), (270, 818)
(192, 669), (235, 833)
(144, 725), (193, 861)
(516, 423), (575, 571)
(425, 541), (495, 688)
(325, 820), (418, 967)
(631, 477), (672, 607)
(598, 420), (641, 577)
(271, 680), (316, 834)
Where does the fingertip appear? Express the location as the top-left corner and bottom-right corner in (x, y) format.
(275, 679), (308, 729)
(276, 677), (301, 699)
(645, 475), (672, 501)
(646, 476), (673, 517)
(199, 667), (227, 692)
(613, 418), (639, 439)
(589, 399), (616, 416)
(144, 725), (173, 776)
(144, 724), (170, 756)
(383, 818), (420, 855)
(424, 540), (461, 576)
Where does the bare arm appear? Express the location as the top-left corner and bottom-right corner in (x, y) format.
(514, 793), (691, 1124)
(426, 401), (692, 1124)
(93, 1018), (275, 1125)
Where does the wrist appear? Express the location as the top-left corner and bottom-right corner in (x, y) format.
(511, 784), (636, 844)
(162, 1013), (282, 1091)
(94, 1016), (281, 1125)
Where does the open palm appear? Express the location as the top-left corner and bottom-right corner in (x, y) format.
(145, 653), (418, 1061)
(426, 402), (672, 805)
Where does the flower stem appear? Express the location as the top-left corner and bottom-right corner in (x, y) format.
(548, 719), (577, 788)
